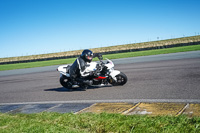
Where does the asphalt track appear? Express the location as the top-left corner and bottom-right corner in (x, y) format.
(0, 51), (200, 115)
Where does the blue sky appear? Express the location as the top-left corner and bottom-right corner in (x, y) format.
(0, 0), (200, 58)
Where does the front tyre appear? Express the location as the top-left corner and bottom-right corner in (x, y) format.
(60, 75), (72, 89)
(111, 72), (127, 86)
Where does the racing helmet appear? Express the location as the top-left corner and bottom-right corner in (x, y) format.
(81, 49), (93, 62)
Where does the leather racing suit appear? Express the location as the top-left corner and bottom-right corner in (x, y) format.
(69, 56), (90, 79)
(69, 53), (102, 86)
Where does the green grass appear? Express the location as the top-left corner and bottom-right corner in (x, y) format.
(0, 58), (77, 71)
(0, 45), (200, 71)
(1, 35), (200, 63)
(104, 44), (200, 59)
(0, 112), (200, 133)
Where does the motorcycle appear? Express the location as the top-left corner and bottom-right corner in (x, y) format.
(57, 58), (127, 90)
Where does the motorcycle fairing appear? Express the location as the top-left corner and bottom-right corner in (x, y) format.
(110, 70), (120, 81)
(57, 65), (70, 77)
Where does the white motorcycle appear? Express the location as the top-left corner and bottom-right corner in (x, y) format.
(57, 58), (127, 90)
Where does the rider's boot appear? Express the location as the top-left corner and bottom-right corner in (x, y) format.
(80, 84), (88, 91)
(69, 78), (78, 88)
(76, 78), (93, 90)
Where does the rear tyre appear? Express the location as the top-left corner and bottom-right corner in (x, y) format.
(111, 72), (127, 86)
(60, 75), (72, 89)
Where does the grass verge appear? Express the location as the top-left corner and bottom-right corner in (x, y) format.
(1, 35), (200, 63)
(0, 45), (200, 71)
(0, 112), (200, 133)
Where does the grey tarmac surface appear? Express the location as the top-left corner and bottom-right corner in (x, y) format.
(0, 51), (200, 114)
(1, 50), (200, 77)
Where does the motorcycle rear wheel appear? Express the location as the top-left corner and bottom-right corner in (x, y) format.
(111, 72), (127, 86)
(60, 75), (72, 89)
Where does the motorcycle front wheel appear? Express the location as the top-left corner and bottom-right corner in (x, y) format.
(110, 72), (127, 86)
(60, 75), (72, 89)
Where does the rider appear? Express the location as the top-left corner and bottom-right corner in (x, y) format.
(69, 49), (102, 89)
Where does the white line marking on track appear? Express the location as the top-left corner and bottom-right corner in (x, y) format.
(176, 103), (189, 116)
(1, 99), (200, 105)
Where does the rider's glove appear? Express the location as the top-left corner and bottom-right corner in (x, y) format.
(97, 53), (103, 60)
(93, 53), (103, 60)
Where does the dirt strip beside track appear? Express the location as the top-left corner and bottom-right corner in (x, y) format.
(1, 102), (200, 117)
